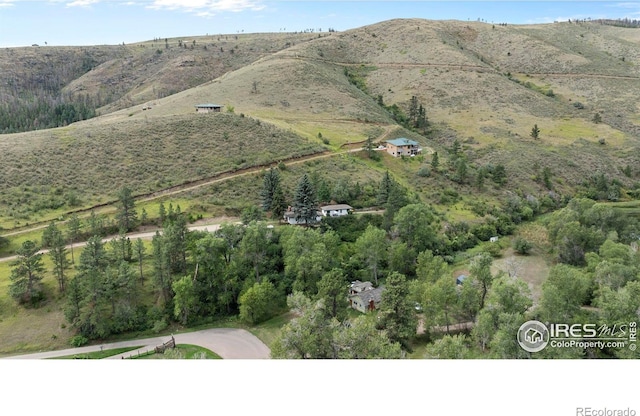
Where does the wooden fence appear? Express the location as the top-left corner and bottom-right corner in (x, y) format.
(122, 336), (176, 359)
(154, 336), (176, 354)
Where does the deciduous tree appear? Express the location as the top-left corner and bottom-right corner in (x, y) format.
(355, 224), (387, 285)
(172, 275), (197, 325)
(238, 280), (282, 325)
(316, 268), (349, 320)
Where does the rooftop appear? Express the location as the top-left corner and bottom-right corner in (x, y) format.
(386, 138), (419, 146)
(351, 286), (385, 304)
(321, 204), (353, 211)
(195, 103), (222, 108)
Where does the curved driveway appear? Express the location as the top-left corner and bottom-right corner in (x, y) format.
(3, 328), (270, 359)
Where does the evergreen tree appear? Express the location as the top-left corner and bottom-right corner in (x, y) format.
(430, 151), (439, 171)
(592, 112), (602, 124)
(158, 202), (166, 226)
(9, 240), (45, 306)
(115, 186), (138, 232)
(377, 271), (417, 347)
(271, 185), (287, 219)
(377, 170), (393, 206)
(408, 95), (419, 124)
(152, 231), (172, 305)
(44, 222), (70, 294)
(67, 213), (82, 265)
(164, 210), (189, 274)
(530, 124), (540, 140)
(492, 164), (507, 186)
(293, 174), (318, 226)
(260, 168), (281, 212)
(134, 238), (145, 286)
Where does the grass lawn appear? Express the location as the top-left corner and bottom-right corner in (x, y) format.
(50, 346), (143, 359)
(247, 312), (294, 349)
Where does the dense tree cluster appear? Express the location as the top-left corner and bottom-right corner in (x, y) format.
(7, 164), (637, 359)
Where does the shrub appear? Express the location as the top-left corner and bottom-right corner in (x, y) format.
(485, 243), (502, 258)
(513, 237), (533, 255)
(152, 319), (168, 334)
(70, 335), (89, 347)
(417, 167), (431, 177)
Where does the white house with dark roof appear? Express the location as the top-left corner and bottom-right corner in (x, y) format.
(283, 206), (322, 225)
(320, 204), (353, 217)
(195, 103), (222, 113)
(385, 138), (421, 157)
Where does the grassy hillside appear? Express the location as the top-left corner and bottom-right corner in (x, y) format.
(1, 19), (640, 357)
(2, 18), (640, 231)
(0, 113), (324, 228)
(0, 32), (323, 132)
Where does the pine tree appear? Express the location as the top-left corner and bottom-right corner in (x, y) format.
(9, 240), (45, 306)
(67, 213), (82, 265)
(271, 185), (287, 219)
(115, 186), (138, 232)
(44, 222), (70, 294)
(408, 95), (419, 124)
(293, 174), (318, 225)
(430, 151), (439, 171)
(530, 124), (540, 140)
(377, 170), (393, 206)
(260, 168), (281, 211)
(592, 112), (602, 124)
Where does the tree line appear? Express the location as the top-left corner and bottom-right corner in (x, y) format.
(7, 174), (637, 357)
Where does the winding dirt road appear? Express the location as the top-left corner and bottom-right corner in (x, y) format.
(0, 221), (237, 264)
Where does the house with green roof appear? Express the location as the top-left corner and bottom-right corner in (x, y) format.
(385, 138), (421, 157)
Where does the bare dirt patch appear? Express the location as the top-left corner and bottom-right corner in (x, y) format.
(491, 248), (550, 303)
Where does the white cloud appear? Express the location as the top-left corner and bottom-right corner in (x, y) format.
(66, 0), (100, 7)
(0, 0), (14, 7)
(149, 0), (265, 14)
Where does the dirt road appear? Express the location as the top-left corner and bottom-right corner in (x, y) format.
(0, 220), (239, 264)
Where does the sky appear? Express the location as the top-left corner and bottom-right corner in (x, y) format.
(1, 1), (640, 47)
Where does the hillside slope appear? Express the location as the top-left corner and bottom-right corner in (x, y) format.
(1, 19), (639, 231)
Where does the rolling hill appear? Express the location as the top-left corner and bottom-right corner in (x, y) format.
(1, 18), (639, 232)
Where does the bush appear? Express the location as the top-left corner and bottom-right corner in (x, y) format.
(513, 237), (533, 255)
(417, 167), (431, 177)
(70, 335), (89, 347)
(485, 243), (502, 258)
(152, 319), (168, 334)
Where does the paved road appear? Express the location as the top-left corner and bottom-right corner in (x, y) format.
(3, 328), (270, 359)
